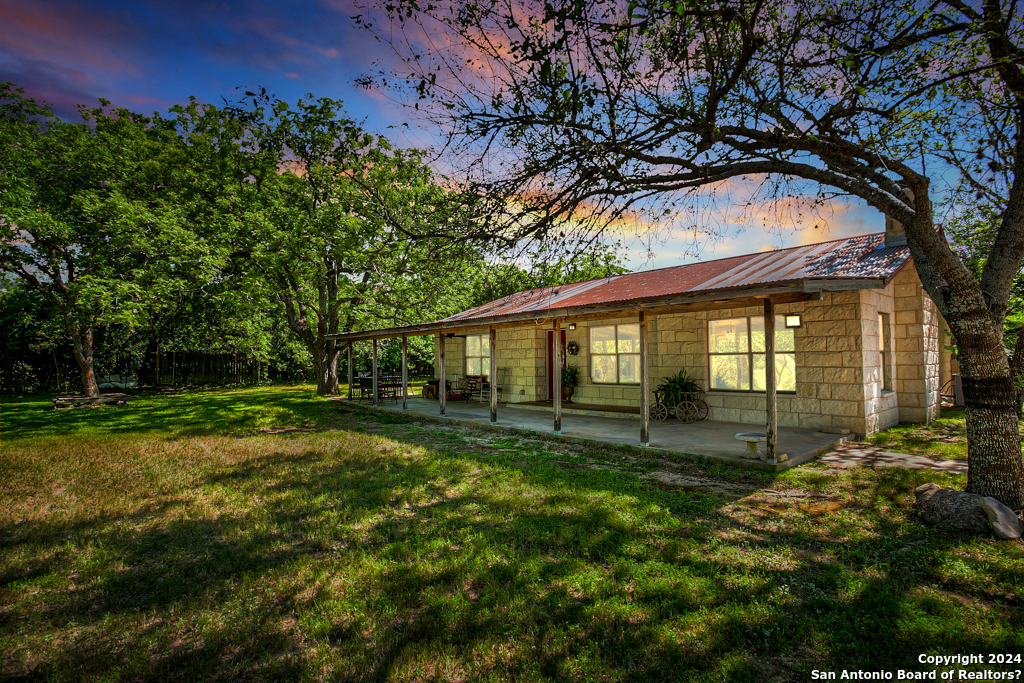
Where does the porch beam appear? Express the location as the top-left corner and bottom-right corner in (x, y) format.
(764, 299), (778, 463)
(489, 326), (497, 424)
(347, 342), (353, 401)
(438, 332), (446, 417)
(640, 311), (650, 446)
(372, 338), (379, 408)
(401, 334), (408, 411)
(553, 319), (562, 434)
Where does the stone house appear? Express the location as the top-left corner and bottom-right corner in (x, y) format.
(329, 221), (949, 450)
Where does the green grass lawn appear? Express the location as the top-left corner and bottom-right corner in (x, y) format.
(864, 407), (1008, 460)
(1, 387), (1022, 682)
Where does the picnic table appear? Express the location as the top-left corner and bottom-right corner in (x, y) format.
(357, 375), (404, 403)
(52, 393), (129, 410)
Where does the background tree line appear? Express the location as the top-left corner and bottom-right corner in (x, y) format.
(0, 82), (626, 397)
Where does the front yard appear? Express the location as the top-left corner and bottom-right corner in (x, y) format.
(1, 387), (1021, 682)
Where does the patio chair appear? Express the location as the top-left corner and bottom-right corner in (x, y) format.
(357, 376), (374, 402)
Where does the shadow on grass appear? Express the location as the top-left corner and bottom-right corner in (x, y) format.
(2, 394), (1022, 682)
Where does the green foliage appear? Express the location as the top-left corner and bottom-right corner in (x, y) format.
(655, 369), (702, 405)
(0, 82), (236, 393)
(470, 240), (629, 307)
(561, 364), (580, 387)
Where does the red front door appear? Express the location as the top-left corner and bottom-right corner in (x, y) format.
(546, 330), (567, 401)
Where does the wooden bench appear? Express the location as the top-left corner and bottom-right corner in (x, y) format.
(52, 393), (129, 410)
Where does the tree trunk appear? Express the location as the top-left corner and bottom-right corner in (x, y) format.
(311, 340), (341, 396)
(957, 345), (1024, 510)
(944, 298), (1024, 509)
(137, 337), (160, 387)
(68, 326), (100, 398)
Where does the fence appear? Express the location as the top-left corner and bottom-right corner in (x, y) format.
(156, 352), (262, 386)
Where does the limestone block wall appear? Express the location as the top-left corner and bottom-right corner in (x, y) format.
(435, 335), (465, 386)
(892, 266), (942, 422)
(858, 285), (900, 435)
(566, 315), (643, 407)
(700, 294), (876, 435)
(435, 327), (547, 402)
(541, 294), (887, 435)
(497, 325), (547, 403)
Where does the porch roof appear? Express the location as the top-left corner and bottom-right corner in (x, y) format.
(328, 232), (909, 342)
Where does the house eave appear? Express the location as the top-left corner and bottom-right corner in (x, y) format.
(326, 277), (887, 343)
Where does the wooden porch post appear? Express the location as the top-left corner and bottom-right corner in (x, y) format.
(438, 332), (447, 417)
(347, 342), (353, 401)
(489, 326), (497, 424)
(640, 311), (650, 446)
(372, 338), (379, 407)
(764, 299), (778, 463)
(402, 334), (408, 411)
(553, 319), (562, 434)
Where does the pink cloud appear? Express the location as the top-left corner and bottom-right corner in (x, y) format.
(0, 1), (141, 74)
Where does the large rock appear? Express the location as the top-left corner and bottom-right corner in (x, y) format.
(980, 497), (1024, 540)
(913, 483), (990, 533)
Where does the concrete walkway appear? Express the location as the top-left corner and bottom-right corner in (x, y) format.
(347, 397), (846, 471)
(818, 443), (968, 473)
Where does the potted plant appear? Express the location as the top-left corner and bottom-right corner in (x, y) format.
(655, 369), (701, 406)
(561, 365), (580, 403)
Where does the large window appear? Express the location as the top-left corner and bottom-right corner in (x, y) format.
(466, 334), (490, 378)
(708, 316), (795, 392)
(590, 323), (641, 384)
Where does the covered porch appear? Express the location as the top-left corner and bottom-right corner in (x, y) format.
(328, 286), (827, 466)
(350, 396), (847, 471)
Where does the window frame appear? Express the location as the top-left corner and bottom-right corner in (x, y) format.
(707, 315), (797, 393)
(465, 333), (490, 380)
(879, 313), (893, 393)
(589, 323), (641, 385)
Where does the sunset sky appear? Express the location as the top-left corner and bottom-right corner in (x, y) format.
(0, 0), (884, 269)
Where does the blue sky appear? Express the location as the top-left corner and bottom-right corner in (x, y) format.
(0, 0), (884, 269)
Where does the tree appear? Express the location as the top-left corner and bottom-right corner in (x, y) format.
(469, 240), (629, 307)
(213, 93), (490, 395)
(0, 83), (223, 397)
(356, 0), (1024, 507)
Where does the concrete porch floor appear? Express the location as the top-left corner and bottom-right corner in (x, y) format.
(351, 396), (847, 471)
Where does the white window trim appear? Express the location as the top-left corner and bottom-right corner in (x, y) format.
(589, 323), (641, 385)
(465, 334), (490, 379)
(707, 315), (796, 393)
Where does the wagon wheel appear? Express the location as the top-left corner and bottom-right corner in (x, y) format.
(650, 402), (669, 421)
(694, 399), (709, 421)
(675, 400), (700, 423)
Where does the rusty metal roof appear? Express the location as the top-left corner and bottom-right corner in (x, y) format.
(442, 232), (909, 323)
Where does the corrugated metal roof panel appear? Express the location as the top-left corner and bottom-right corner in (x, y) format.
(442, 233), (908, 322)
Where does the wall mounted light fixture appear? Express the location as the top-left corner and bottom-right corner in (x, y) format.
(785, 314), (803, 329)
(568, 323), (577, 331)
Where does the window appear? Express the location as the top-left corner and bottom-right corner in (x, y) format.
(879, 313), (892, 392)
(708, 316), (796, 392)
(466, 334), (490, 378)
(590, 323), (640, 384)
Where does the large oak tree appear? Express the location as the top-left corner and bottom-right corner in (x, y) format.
(356, 0), (1024, 507)
(0, 84), (225, 397)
